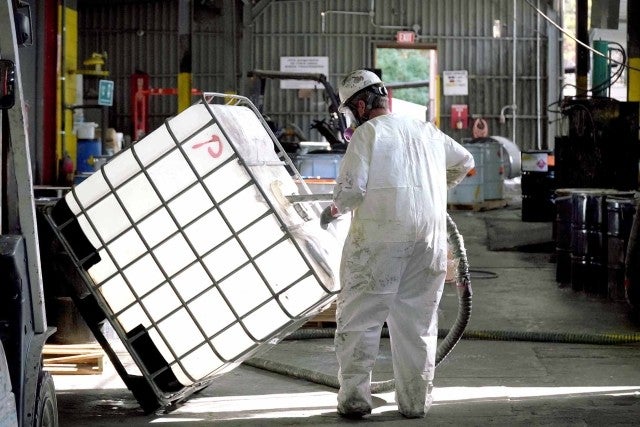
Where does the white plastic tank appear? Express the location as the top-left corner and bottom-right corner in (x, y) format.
(50, 96), (343, 395)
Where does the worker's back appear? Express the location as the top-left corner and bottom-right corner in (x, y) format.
(342, 114), (456, 245)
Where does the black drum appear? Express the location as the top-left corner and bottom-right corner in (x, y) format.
(555, 188), (634, 296)
(607, 196), (637, 301)
(624, 197), (640, 312)
(554, 194), (572, 285)
(569, 190), (607, 295)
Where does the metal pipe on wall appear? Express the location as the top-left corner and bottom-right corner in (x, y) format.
(546, 3), (562, 150)
(512, 0), (517, 146)
(320, 10), (369, 34)
(368, 0), (419, 32)
(320, 0), (418, 34)
(536, 0), (542, 150)
(500, 0), (518, 146)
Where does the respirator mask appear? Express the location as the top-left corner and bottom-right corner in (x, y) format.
(340, 108), (358, 142)
(339, 85), (388, 142)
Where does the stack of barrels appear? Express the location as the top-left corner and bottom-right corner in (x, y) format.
(554, 188), (638, 300)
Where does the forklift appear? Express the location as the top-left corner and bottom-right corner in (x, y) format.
(0, 0), (59, 425)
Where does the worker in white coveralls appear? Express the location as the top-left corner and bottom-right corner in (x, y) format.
(320, 69), (474, 419)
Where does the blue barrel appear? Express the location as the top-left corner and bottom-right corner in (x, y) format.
(481, 141), (505, 200)
(448, 144), (485, 205)
(76, 139), (102, 173)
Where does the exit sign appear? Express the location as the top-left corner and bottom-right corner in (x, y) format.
(396, 31), (415, 43)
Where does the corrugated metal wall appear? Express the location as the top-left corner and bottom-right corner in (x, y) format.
(252, 0), (549, 150)
(78, 0), (232, 136)
(78, 0), (552, 151)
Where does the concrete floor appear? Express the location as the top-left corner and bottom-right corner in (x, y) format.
(52, 199), (640, 426)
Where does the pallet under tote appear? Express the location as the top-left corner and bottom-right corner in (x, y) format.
(448, 199), (508, 212)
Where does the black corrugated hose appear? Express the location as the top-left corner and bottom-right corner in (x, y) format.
(245, 213), (640, 391)
(244, 213), (473, 393)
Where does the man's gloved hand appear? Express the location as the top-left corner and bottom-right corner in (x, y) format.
(320, 204), (339, 230)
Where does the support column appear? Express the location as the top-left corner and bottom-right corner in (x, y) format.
(575, 0), (589, 96)
(178, 0), (192, 113)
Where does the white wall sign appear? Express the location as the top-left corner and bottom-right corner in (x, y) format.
(279, 56), (329, 89)
(443, 70), (468, 96)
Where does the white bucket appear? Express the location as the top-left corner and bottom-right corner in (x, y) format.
(76, 122), (98, 139)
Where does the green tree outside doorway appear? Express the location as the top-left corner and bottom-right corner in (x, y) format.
(375, 47), (431, 106)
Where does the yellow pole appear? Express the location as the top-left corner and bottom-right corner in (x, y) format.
(177, 0), (192, 113)
(629, 58), (640, 101)
(178, 72), (191, 112)
(57, 4), (78, 184)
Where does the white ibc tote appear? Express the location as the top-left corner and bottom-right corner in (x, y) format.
(46, 93), (343, 410)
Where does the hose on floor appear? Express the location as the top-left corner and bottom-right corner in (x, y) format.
(244, 211), (640, 390)
(244, 213), (473, 393)
(458, 329), (640, 345)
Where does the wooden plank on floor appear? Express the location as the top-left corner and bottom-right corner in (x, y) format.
(43, 344), (104, 375)
(305, 302), (336, 327)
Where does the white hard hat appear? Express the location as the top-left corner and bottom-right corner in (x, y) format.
(338, 69), (384, 111)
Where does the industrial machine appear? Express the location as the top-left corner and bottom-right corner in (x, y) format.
(246, 69), (348, 152)
(0, 1), (59, 425)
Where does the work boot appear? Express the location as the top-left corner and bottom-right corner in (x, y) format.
(337, 405), (371, 419)
(397, 382), (433, 419)
(337, 399), (372, 419)
(399, 409), (426, 419)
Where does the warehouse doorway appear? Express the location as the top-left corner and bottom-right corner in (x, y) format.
(374, 44), (438, 123)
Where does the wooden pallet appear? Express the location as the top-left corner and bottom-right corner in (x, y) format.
(43, 344), (104, 375)
(305, 302), (337, 328)
(448, 199), (508, 212)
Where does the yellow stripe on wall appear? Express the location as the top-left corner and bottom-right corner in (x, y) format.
(628, 57), (640, 102)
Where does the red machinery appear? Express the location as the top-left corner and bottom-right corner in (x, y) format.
(129, 71), (200, 141)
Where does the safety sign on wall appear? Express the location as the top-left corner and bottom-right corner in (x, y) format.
(443, 70), (468, 96)
(98, 79), (114, 106)
(280, 56), (329, 89)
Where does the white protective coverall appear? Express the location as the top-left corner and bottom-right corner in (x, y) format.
(331, 113), (474, 417)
